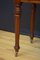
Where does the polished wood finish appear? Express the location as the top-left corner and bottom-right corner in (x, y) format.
(14, 0), (40, 56)
(30, 4), (36, 43)
(14, 1), (22, 56)
(21, 0), (40, 3)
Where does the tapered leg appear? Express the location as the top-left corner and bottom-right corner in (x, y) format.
(14, 2), (22, 56)
(30, 4), (36, 43)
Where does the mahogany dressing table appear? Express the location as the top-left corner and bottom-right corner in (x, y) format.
(14, 0), (40, 56)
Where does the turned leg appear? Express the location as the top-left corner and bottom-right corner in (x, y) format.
(14, 2), (22, 56)
(30, 4), (36, 43)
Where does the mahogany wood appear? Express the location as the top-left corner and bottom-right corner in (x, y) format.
(30, 4), (36, 43)
(21, 0), (40, 3)
(14, 0), (40, 56)
(14, 1), (22, 56)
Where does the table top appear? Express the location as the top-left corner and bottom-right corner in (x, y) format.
(21, 0), (40, 4)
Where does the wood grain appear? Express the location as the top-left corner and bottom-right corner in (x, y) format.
(21, 0), (40, 3)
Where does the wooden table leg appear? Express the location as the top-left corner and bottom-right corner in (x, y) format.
(30, 4), (36, 43)
(14, 2), (22, 56)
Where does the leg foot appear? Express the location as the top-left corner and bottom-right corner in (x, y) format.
(14, 46), (20, 56)
(30, 33), (34, 43)
(30, 37), (33, 43)
(15, 52), (18, 57)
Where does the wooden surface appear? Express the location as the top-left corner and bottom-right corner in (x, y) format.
(0, 30), (40, 60)
(21, 0), (40, 3)
(15, 0), (40, 3)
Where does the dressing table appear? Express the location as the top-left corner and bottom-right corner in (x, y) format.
(14, 0), (40, 56)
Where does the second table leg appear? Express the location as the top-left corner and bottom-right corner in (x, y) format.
(30, 4), (36, 43)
